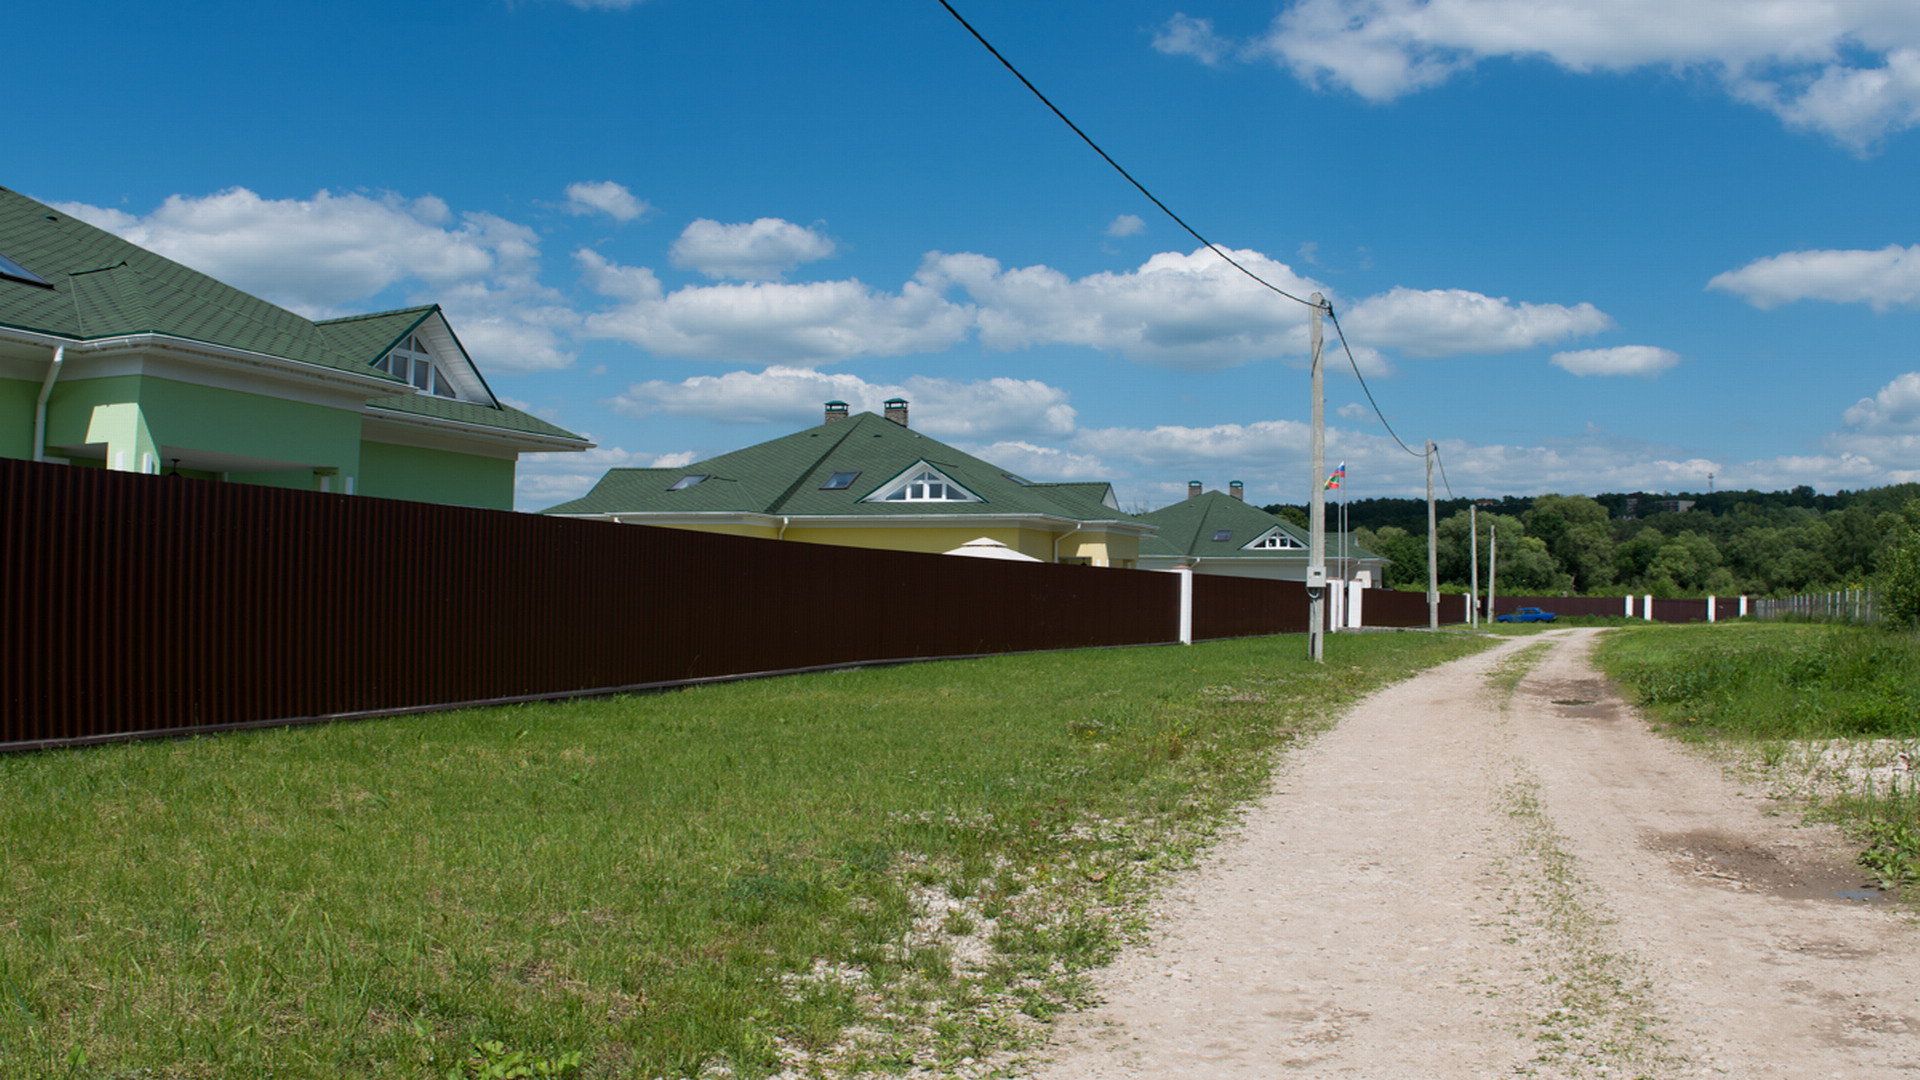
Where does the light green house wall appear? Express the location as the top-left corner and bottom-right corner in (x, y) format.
(42, 375), (362, 490)
(0, 376), (37, 460)
(359, 440), (515, 510)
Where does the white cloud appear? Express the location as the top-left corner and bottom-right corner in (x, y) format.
(1342, 286), (1613, 357)
(1842, 371), (1920, 432)
(921, 247), (1330, 371)
(515, 444), (668, 511)
(1106, 214), (1147, 238)
(577, 250), (973, 363)
(669, 218), (836, 281)
(52, 188), (506, 314)
(604, 366), (1077, 440)
(1708, 244), (1920, 311)
(52, 187), (577, 375)
(1177, 0), (1920, 151)
(1152, 13), (1234, 66)
(1338, 402), (1370, 421)
(954, 441), (1114, 482)
(1550, 345), (1680, 377)
(563, 180), (650, 222)
(1827, 372), (1920, 473)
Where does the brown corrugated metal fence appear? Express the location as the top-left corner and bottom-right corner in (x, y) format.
(4, 459), (1209, 750)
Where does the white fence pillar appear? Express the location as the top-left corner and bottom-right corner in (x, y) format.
(1176, 566), (1193, 645)
(1643, 594), (1654, 621)
(1707, 596), (1716, 623)
(1624, 595), (1634, 618)
(1739, 595), (1749, 618)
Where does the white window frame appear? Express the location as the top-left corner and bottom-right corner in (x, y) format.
(378, 334), (458, 399)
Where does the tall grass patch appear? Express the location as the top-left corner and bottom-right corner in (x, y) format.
(0, 631), (1484, 1080)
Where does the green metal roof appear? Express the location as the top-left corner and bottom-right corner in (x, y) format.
(0, 186), (586, 447)
(542, 411), (1133, 522)
(1134, 490), (1379, 561)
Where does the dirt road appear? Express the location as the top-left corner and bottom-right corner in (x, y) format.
(1020, 629), (1920, 1079)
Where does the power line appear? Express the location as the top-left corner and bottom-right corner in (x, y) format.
(936, 1), (1441, 484)
(933, 0), (1316, 310)
(1432, 443), (1456, 500)
(1327, 310), (1424, 459)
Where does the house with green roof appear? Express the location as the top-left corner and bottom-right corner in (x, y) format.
(0, 185), (589, 509)
(1135, 482), (1387, 586)
(543, 399), (1153, 567)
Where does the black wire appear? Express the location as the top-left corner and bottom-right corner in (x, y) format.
(1327, 310), (1424, 459)
(936, 1), (1442, 487)
(1432, 444), (1456, 500)
(934, 0), (1317, 310)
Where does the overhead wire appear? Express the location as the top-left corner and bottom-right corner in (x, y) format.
(933, 0), (1316, 311)
(935, 0), (1441, 483)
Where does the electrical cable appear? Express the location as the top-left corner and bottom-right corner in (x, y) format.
(1327, 310), (1424, 459)
(936, 1), (1444, 490)
(933, 0), (1317, 311)
(1433, 444), (1455, 500)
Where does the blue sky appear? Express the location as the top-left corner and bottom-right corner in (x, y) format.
(12, 0), (1920, 510)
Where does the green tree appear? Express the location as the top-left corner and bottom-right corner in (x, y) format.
(1878, 499), (1920, 626)
(1355, 525), (1427, 590)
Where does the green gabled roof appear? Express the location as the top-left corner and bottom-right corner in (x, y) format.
(0, 186), (394, 378)
(0, 186), (587, 447)
(1133, 489), (1380, 560)
(315, 306), (435, 359)
(366, 392), (587, 442)
(543, 412), (1136, 522)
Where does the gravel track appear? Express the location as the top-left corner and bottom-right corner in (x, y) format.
(1019, 629), (1920, 1079)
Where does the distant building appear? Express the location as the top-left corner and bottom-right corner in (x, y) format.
(1133, 483), (1386, 585)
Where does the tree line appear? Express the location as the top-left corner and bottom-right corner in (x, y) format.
(1266, 483), (1920, 598)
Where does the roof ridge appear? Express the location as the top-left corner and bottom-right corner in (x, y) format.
(764, 415), (869, 512)
(313, 304), (438, 327)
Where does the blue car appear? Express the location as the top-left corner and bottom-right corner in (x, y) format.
(1496, 607), (1557, 623)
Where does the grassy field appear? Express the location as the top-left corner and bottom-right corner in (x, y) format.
(1593, 620), (1920, 896)
(0, 630), (1487, 1080)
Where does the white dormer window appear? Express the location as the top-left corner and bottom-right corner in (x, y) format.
(377, 334), (457, 398)
(864, 462), (982, 504)
(1245, 527), (1306, 551)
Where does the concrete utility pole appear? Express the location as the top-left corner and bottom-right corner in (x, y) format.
(1489, 524), (1499, 624)
(1426, 440), (1438, 630)
(1469, 502), (1480, 628)
(1307, 293), (1327, 663)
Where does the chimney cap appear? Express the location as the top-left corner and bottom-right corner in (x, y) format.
(824, 400), (848, 408)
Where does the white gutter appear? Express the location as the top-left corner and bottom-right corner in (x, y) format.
(32, 345), (64, 461)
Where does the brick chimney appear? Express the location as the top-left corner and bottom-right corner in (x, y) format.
(1229, 480), (1244, 500)
(1187, 480), (1203, 499)
(883, 397), (909, 427)
(824, 400), (849, 424)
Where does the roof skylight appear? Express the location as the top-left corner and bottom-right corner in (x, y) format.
(0, 250), (51, 287)
(821, 471), (861, 490)
(668, 474), (710, 491)
(1211, 529), (1233, 542)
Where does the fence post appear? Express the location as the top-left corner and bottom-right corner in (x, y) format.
(1739, 595), (1749, 618)
(1644, 594), (1654, 621)
(1707, 596), (1716, 623)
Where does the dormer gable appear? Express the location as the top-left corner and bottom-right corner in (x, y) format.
(1243, 525), (1307, 551)
(861, 460), (983, 504)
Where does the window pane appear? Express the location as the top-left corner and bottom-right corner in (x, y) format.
(413, 363), (432, 389)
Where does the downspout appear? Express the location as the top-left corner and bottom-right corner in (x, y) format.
(1052, 527), (1083, 563)
(32, 345), (65, 462)
(778, 516), (790, 541)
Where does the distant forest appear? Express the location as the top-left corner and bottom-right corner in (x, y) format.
(1263, 483), (1920, 597)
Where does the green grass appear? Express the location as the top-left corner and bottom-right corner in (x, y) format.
(0, 631), (1487, 1080)
(1593, 621), (1920, 741)
(1593, 621), (1920, 896)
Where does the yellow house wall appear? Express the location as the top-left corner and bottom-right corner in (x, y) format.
(626, 520), (781, 540)
(615, 518), (1142, 566)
